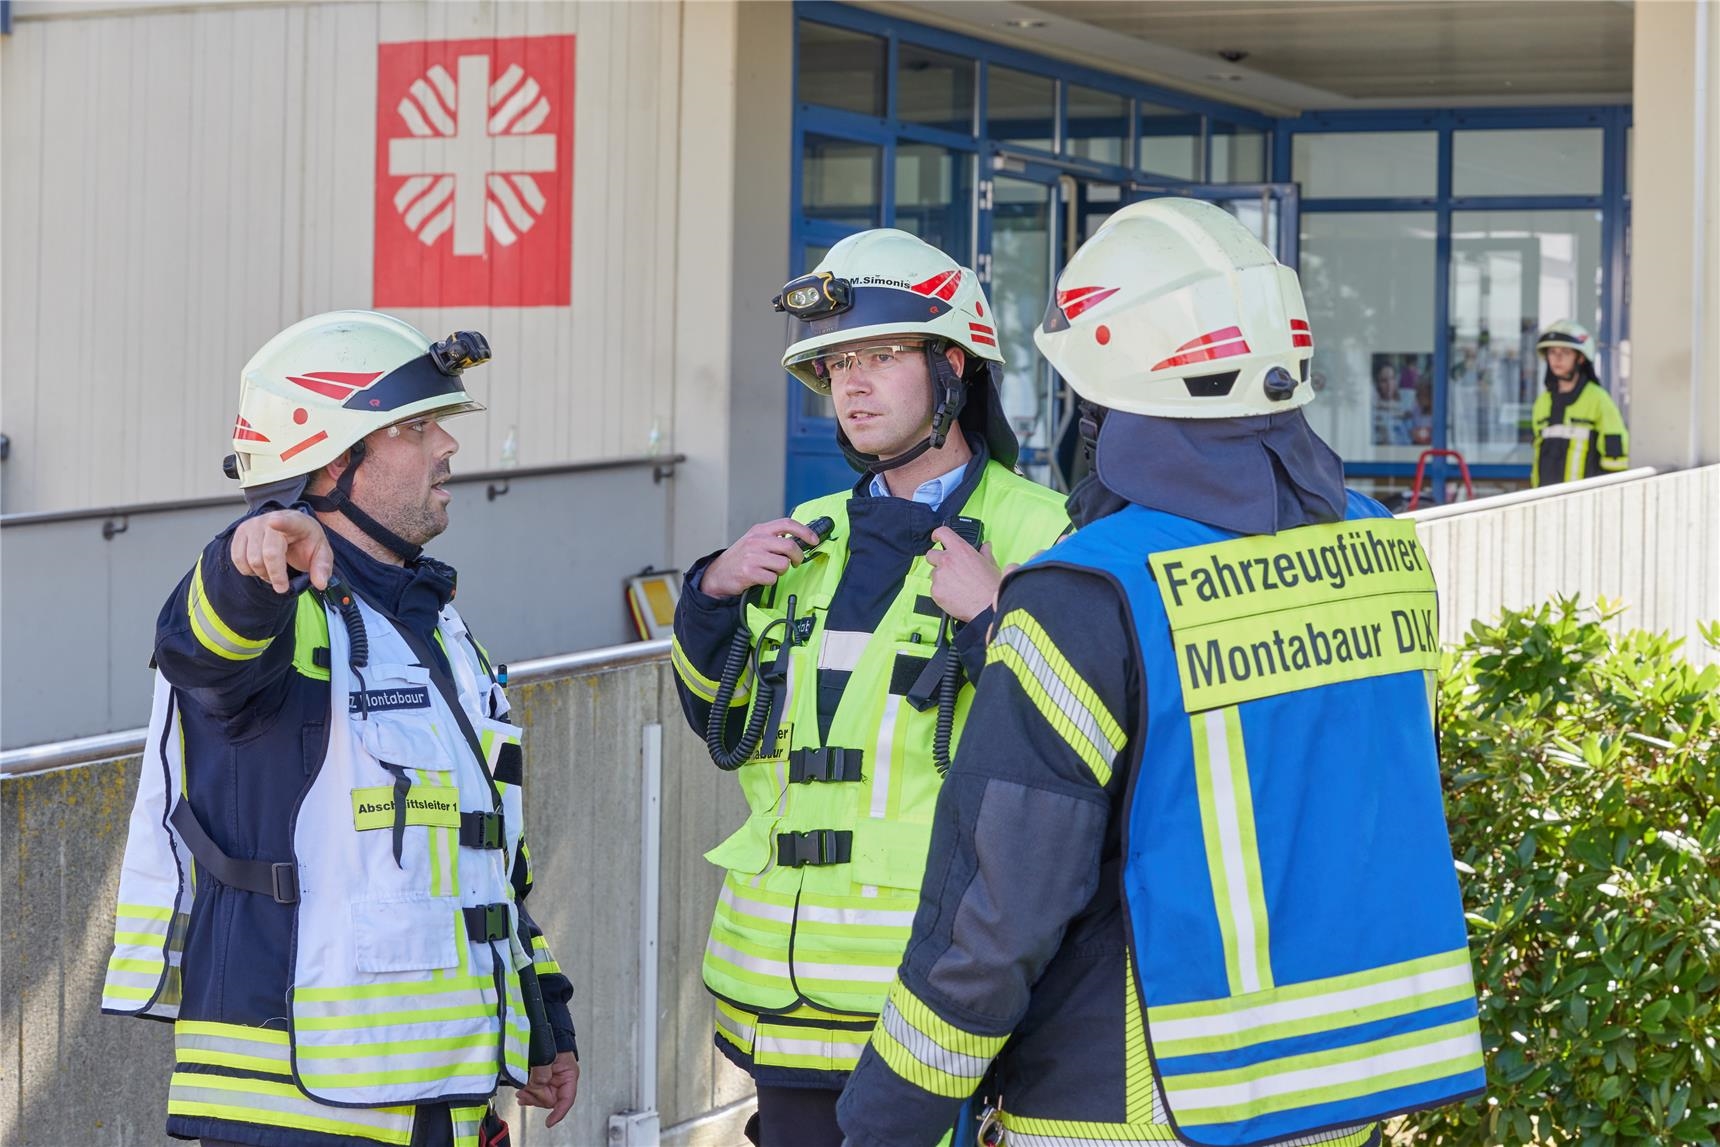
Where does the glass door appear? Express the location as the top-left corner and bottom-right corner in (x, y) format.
(983, 166), (1062, 487)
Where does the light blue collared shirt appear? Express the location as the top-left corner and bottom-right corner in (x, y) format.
(868, 460), (969, 509)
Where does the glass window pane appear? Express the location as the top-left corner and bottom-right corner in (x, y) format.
(796, 21), (884, 117)
(1299, 212), (1438, 464)
(1626, 125), (1633, 197)
(1292, 132), (1438, 199)
(988, 65), (1054, 153)
(1447, 209), (1604, 465)
(898, 44), (974, 134)
(895, 145), (975, 264)
(1139, 104), (1203, 180)
(989, 175), (1057, 485)
(1452, 129), (1603, 197)
(1065, 85), (1128, 167)
(1210, 123), (1266, 183)
(802, 136), (880, 228)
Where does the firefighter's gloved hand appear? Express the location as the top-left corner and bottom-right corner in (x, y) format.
(230, 509), (334, 593)
(516, 1050), (580, 1128)
(925, 526), (1000, 624)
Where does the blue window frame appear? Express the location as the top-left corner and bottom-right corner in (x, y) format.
(787, 2), (1632, 506)
(1274, 107), (1632, 494)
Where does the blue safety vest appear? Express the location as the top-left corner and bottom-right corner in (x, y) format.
(1036, 491), (1483, 1146)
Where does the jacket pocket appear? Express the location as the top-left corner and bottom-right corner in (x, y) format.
(352, 895), (460, 973)
(850, 818), (934, 890)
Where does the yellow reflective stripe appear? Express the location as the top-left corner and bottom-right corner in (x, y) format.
(102, 984), (161, 1000)
(188, 557), (272, 661)
(672, 635), (751, 706)
(1147, 948), (1475, 1056)
(169, 1072), (413, 1144)
(294, 1003), (497, 1030)
(870, 979), (1005, 1099)
(115, 902), (175, 921)
(531, 934), (562, 976)
(451, 1104), (487, 1147)
(107, 956), (167, 975)
(1164, 1021), (1483, 1125)
(177, 1047), (291, 1075)
(1190, 706), (1273, 996)
(295, 974), (494, 1001)
(999, 1115), (1181, 1143)
(1123, 956), (1158, 1124)
(987, 609), (1124, 786)
(299, 1058), (503, 1088)
(295, 1032), (495, 1058)
(112, 930), (168, 946)
(176, 1019), (289, 1044)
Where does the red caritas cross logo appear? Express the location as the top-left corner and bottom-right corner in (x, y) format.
(374, 36), (575, 308)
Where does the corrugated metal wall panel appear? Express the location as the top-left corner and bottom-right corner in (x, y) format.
(1, 1), (683, 513)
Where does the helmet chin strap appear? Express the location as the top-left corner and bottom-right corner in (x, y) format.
(301, 440), (425, 563)
(837, 341), (969, 475)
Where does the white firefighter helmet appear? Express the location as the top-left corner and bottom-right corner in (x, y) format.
(1535, 319), (1595, 363)
(1033, 198), (1314, 419)
(779, 229), (1003, 393)
(227, 310), (487, 490)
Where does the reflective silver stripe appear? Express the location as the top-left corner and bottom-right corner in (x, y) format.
(818, 629), (873, 672)
(706, 938), (792, 979)
(878, 997), (993, 1081)
(1541, 423), (1590, 440)
(176, 1028), (289, 1064)
(292, 982), (496, 1019)
(452, 1116), (485, 1147)
(104, 968), (168, 991)
(720, 881), (794, 925)
(992, 625), (1122, 766)
(870, 695), (900, 820)
(188, 564), (268, 660)
(795, 958), (898, 983)
(167, 1077), (415, 1134)
(797, 901), (916, 928)
(755, 1032), (872, 1060)
(715, 1007), (755, 1045)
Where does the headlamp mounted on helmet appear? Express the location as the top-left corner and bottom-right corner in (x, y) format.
(774, 272), (854, 321)
(429, 330), (492, 375)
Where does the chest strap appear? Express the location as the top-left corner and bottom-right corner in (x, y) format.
(776, 829), (853, 868)
(169, 798), (299, 904)
(788, 747), (864, 783)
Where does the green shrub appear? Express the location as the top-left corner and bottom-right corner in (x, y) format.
(1404, 601), (1720, 1145)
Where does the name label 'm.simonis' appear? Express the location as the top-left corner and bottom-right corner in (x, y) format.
(1148, 517), (1440, 711)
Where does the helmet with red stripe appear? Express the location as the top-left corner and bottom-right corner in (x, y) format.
(1034, 197), (1314, 418)
(778, 229), (1003, 394)
(775, 229), (1018, 472)
(226, 310), (487, 493)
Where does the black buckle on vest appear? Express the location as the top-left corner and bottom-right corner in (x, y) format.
(788, 747), (864, 784)
(776, 829), (854, 868)
(459, 811), (506, 850)
(464, 902), (510, 943)
(270, 863), (299, 904)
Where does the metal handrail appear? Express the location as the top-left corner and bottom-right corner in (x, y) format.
(0, 454), (683, 529)
(1404, 466), (1660, 523)
(0, 638), (672, 779)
